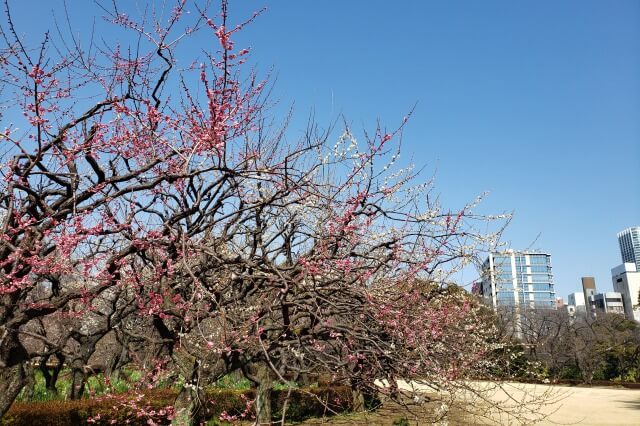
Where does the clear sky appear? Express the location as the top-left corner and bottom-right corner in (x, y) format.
(5, 1), (640, 300)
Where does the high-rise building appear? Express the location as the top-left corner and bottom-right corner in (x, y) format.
(581, 277), (597, 314)
(612, 263), (640, 322)
(618, 227), (640, 272)
(476, 250), (556, 310)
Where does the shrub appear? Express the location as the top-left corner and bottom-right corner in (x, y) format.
(3, 386), (353, 425)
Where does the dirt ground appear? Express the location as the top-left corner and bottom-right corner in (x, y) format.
(296, 399), (470, 425)
(473, 381), (640, 425)
(295, 381), (640, 425)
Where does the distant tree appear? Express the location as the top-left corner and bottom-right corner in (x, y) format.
(517, 308), (573, 380)
(511, 307), (640, 384)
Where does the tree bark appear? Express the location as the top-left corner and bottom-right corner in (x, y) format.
(0, 363), (26, 417)
(172, 385), (204, 426)
(40, 353), (63, 396)
(68, 358), (86, 400)
(22, 362), (35, 401)
(67, 334), (101, 400)
(352, 388), (365, 412)
(0, 327), (29, 417)
(171, 360), (204, 426)
(49, 354), (64, 394)
(105, 339), (129, 383)
(254, 363), (273, 426)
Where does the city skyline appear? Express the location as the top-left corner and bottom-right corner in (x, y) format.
(5, 1), (640, 298)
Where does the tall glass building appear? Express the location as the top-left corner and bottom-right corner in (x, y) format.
(475, 251), (556, 310)
(618, 227), (640, 273)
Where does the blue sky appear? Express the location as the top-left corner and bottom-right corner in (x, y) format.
(6, 1), (640, 299)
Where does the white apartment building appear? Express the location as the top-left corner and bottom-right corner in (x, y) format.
(612, 263), (640, 322)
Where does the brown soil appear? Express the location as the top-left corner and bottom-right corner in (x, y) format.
(295, 398), (473, 425)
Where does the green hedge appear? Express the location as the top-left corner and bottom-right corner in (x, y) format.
(2, 386), (353, 425)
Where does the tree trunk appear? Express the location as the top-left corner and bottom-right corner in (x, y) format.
(67, 334), (101, 400)
(109, 367), (121, 384)
(22, 362), (35, 401)
(299, 372), (311, 387)
(40, 353), (63, 396)
(172, 361), (204, 426)
(0, 363), (26, 417)
(172, 385), (204, 426)
(0, 327), (29, 417)
(105, 341), (128, 383)
(352, 388), (365, 412)
(68, 359), (86, 400)
(48, 354), (64, 394)
(254, 363), (273, 426)
(584, 370), (594, 385)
